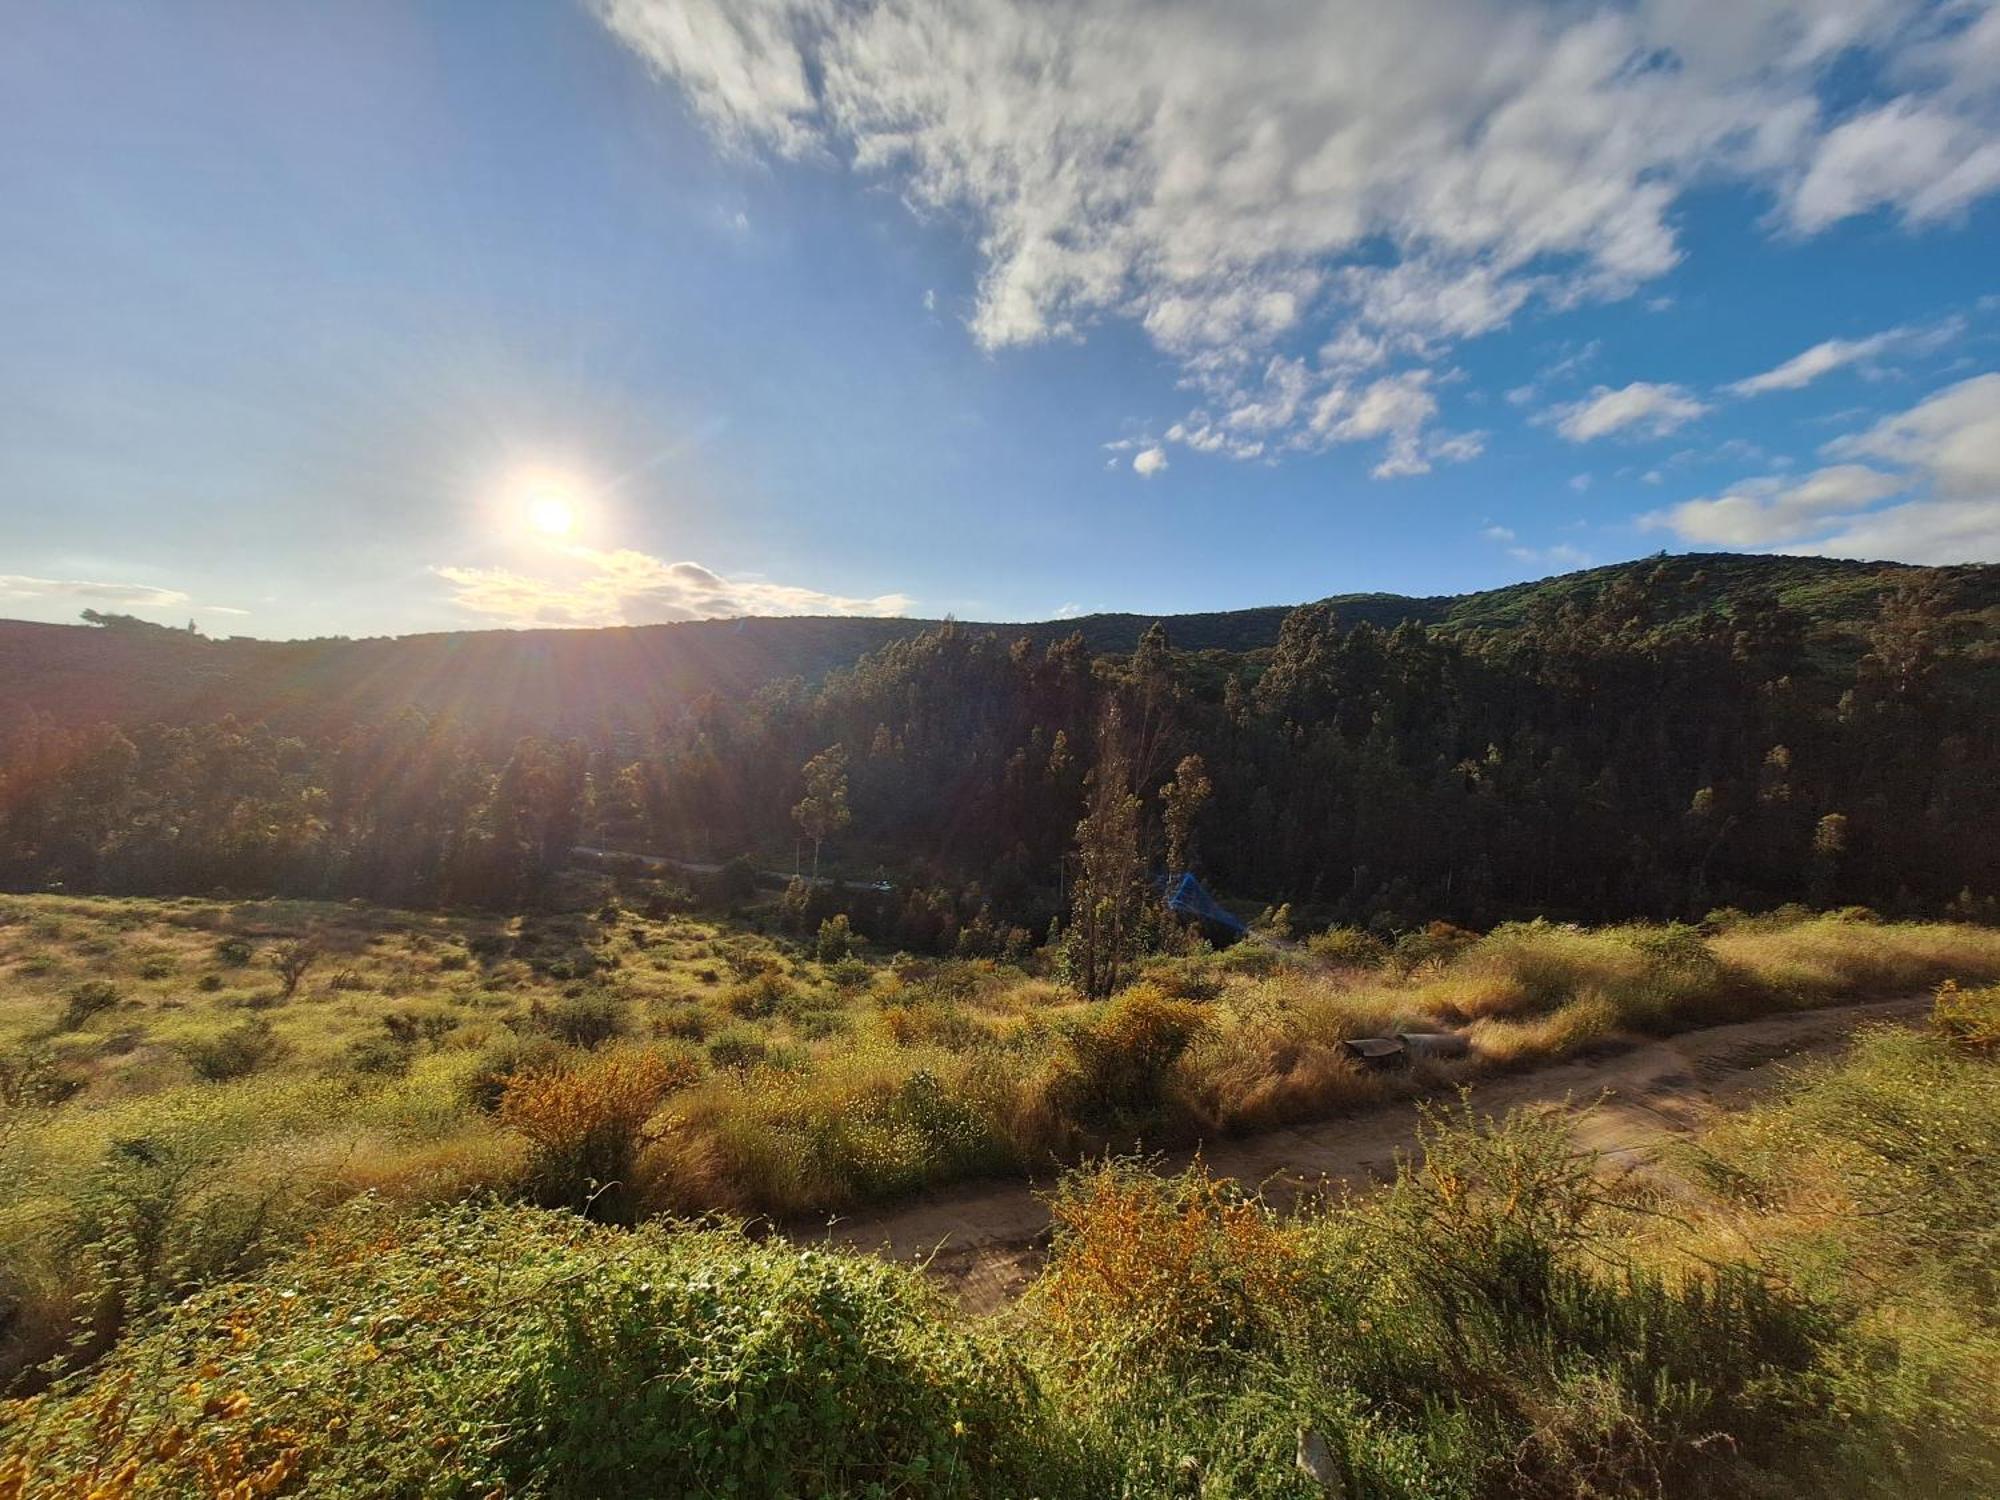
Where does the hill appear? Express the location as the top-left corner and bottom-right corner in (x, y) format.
(4, 553), (1994, 739)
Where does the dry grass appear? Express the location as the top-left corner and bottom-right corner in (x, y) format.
(5, 892), (1998, 1383)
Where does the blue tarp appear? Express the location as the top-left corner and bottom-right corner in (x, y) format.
(1157, 871), (1248, 936)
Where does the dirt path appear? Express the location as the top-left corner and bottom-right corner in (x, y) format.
(798, 996), (1927, 1311)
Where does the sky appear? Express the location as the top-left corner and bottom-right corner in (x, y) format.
(3, 1), (1999, 640)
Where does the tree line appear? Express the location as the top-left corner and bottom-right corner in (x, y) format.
(2, 562), (1995, 960)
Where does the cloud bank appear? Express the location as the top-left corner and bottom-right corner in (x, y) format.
(1642, 372), (2000, 562)
(599, 0), (2000, 473)
(435, 547), (913, 628)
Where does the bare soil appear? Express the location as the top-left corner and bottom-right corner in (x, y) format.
(798, 996), (1927, 1311)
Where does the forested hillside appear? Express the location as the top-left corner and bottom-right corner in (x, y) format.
(3, 554), (1996, 937)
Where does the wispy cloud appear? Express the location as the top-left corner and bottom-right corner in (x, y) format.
(0, 575), (193, 610)
(1728, 315), (1967, 396)
(598, 0), (2000, 475)
(1550, 382), (1707, 442)
(434, 546), (912, 628)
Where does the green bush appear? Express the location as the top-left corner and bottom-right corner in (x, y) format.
(816, 912), (855, 964)
(6, 1205), (1087, 1498)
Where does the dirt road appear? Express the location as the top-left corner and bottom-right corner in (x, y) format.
(798, 996), (1926, 1311)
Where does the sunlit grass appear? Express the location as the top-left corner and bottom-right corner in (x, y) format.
(5, 891), (1999, 1390)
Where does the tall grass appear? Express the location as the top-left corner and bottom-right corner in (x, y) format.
(10, 1020), (1996, 1497)
(6, 893), (1999, 1396)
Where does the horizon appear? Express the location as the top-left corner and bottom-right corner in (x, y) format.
(3, 547), (1972, 646)
(5, 2), (1999, 639)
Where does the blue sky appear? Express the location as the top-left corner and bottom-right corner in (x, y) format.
(3, 1), (1998, 639)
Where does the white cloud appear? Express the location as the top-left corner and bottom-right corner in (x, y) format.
(0, 575), (192, 610)
(598, 0), (2000, 471)
(1639, 372), (2000, 562)
(1728, 315), (1966, 395)
(1641, 464), (1909, 544)
(1132, 445), (1170, 477)
(434, 546), (912, 628)
(1569, 472), (1593, 493)
(1551, 381), (1707, 441)
(1051, 602), (1086, 619)
(1798, 498), (2000, 562)
(1428, 430), (1488, 465)
(1482, 524), (1517, 542)
(1824, 372), (2000, 496)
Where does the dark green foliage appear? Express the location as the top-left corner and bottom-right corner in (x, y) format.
(1, 554), (1995, 936)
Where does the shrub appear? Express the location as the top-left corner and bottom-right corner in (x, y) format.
(497, 1046), (699, 1218)
(1390, 920), (1481, 974)
(268, 938), (322, 999)
(706, 1028), (770, 1071)
(1141, 955), (1226, 1002)
(1307, 925), (1388, 967)
(3, 1205), (1080, 1499)
(212, 936), (253, 967)
(1933, 978), (2000, 1050)
(816, 912), (855, 964)
(0, 1046), (83, 1107)
(1044, 985), (1213, 1132)
(1030, 1156), (1309, 1388)
(524, 990), (627, 1049)
(722, 970), (794, 1019)
(180, 1018), (289, 1081)
(826, 954), (874, 991)
(57, 979), (121, 1031)
(880, 1001), (982, 1050)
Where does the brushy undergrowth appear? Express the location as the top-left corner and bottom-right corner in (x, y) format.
(1021, 1023), (2000, 1497)
(0, 1206), (1088, 1500)
(6, 893), (1999, 1396)
(7, 1019), (1997, 1498)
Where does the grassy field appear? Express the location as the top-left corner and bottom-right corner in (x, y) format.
(3, 890), (2000, 1402)
(6, 985), (1997, 1497)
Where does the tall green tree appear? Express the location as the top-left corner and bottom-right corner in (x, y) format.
(1064, 712), (1147, 998)
(793, 745), (851, 880)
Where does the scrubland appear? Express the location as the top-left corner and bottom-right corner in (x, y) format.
(3, 890), (1999, 1449)
(5, 981), (1997, 1497)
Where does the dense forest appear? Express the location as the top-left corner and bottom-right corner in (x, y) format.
(3, 554), (1997, 961)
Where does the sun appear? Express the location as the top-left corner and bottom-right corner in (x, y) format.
(526, 490), (576, 538)
(502, 468), (588, 542)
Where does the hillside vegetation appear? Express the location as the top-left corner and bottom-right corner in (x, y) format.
(3, 890), (1998, 1400)
(4, 554), (1993, 739)
(6, 987), (1997, 1497)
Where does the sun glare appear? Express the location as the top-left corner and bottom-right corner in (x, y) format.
(503, 469), (588, 542)
(527, 491), (576, 537)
